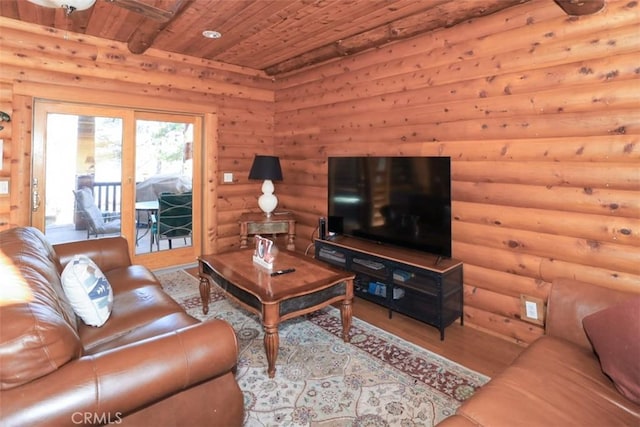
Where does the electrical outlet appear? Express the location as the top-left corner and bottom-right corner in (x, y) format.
(525, 301), (538, 320)
(223, 173), (234, 183)
(520, 295), (545, 325)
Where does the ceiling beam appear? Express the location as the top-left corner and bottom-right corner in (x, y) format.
(264, 0), (529, 76)
(126, 0), (192, 55)
(109, 0), (175, 21)
(553, 0), (606, 16)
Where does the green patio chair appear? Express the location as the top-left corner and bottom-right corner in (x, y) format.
(151, 192), (192, 251)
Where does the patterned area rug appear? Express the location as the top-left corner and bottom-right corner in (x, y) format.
(157, 269), (488, 427)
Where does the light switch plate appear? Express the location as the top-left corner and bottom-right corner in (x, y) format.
(223, 172), (234, 183)
(0, 179), (9, 195)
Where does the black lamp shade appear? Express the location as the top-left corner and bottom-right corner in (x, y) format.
(248, 155), (283, 181)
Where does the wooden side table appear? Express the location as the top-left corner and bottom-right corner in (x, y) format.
(239, 212), (296, 251)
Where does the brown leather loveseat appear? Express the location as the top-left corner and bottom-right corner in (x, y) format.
(439, 278), (640, 426)
(0, 226), (244, 426)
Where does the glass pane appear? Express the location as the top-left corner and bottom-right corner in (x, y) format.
(45, 114), (123, 244)
(134, 119), (193, 254)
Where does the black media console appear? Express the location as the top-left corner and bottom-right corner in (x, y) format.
(314, 235), (463, 340)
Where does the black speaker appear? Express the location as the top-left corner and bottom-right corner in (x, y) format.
(319, 217), (326, 239)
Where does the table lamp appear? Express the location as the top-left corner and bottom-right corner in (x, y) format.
(248, 155), (283, 217)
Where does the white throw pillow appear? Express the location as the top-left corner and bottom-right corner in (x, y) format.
(61, 255), (114, 327)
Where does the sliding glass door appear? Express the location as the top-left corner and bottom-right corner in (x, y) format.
(32, 100), (202, 269)
(134, 113), (196, 256)
(32, 103), (127, 244)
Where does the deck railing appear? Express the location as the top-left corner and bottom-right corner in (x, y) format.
(92, 181), (122, 213)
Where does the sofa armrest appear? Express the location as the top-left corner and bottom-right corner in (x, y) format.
(0, 319), (238, 427)
(545, 278), (637, 350)
(54, 236), (132, 273)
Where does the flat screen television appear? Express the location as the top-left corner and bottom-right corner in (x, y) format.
(327, 156), (451, 258)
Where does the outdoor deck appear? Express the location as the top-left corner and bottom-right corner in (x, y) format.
(45, 223), (190, 255)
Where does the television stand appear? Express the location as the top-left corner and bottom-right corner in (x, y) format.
(314, 236), (463, 340)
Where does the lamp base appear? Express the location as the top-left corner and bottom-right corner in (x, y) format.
(258, 179), (278, 217)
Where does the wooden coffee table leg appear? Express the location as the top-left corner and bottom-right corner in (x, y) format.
(199, 275), (211, 315)
(341, 297), (353, 342)
(264, 324), (279, 378)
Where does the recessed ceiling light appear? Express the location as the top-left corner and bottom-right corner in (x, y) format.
(202, 30), (222, 39)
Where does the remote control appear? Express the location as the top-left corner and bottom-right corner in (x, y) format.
(270, 268), (295, 276)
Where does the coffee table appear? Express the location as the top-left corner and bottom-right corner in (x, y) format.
(198, 248), (355, 378)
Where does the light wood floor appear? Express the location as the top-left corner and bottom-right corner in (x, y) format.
(350, 297), (524, 378)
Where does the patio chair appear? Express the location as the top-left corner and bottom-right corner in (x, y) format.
(73, 187), (121, 238)
(151, 192), (192, 251)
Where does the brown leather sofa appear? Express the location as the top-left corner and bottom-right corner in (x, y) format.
(0, 226), (244, 426)
(438, 278), (640, 426)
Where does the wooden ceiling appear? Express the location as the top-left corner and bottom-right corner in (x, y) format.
(0, 0), (604, 76)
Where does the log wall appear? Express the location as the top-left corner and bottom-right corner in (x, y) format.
(0, 16), (275, 253)
(273, 0), (640, 344)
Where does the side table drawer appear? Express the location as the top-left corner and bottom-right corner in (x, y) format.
(248, 221), (289, 234)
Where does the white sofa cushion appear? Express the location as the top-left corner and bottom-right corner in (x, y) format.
(61, 255), (114, 327)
